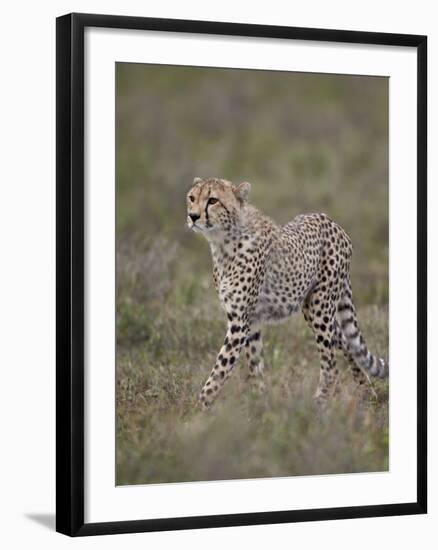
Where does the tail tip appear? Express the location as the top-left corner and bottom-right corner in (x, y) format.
(369, 357), (388, 378)
(378, 357), (389, 378)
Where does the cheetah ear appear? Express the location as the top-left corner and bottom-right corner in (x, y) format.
(234, 181), (251, 203)
(193, 177), (203, 185)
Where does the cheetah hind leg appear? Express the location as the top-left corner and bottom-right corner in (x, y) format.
(244, 328), (266, 393)
(302, 292), (339, 404)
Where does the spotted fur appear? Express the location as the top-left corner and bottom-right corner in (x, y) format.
(187, 177), (388, 409)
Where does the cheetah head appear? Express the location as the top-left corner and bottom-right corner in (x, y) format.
(186, 177), (251, 237)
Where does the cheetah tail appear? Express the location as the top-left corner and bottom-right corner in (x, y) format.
(336, 290), (389, 379)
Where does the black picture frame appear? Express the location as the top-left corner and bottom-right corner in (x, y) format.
(56, 12), (427, 537)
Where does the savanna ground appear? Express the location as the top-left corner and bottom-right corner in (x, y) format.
(116, 64), (389, 485)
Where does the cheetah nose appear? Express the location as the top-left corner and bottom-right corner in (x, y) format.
(189, 213), (200, 223)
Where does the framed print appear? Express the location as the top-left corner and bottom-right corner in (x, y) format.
(56, 13), (427, 536)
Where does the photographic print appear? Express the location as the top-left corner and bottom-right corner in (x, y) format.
(116, 63), (389, 486)
(57, 13), (426, 535)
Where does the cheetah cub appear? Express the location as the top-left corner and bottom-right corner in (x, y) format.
(187, 177), (388, 410)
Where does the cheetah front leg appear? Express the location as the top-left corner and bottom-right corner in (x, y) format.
(245, 328), (265, 392)
(198, 318), (249, 410)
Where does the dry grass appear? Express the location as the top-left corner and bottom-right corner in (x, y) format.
(116, 291), (388, 485)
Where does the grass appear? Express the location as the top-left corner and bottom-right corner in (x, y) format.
(116, 293), (388, 485)
(116, 64), (389, 485)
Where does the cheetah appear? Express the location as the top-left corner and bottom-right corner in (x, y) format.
(186, 177), (388, 410)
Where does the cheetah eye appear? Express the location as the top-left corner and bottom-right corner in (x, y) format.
(189, 195), (195, 202)
(208, 197), (218, 205)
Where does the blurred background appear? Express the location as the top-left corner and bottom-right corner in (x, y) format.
(116, 63), (389, 485)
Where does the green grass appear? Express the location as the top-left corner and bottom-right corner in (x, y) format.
(116, 64), (389, 485)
